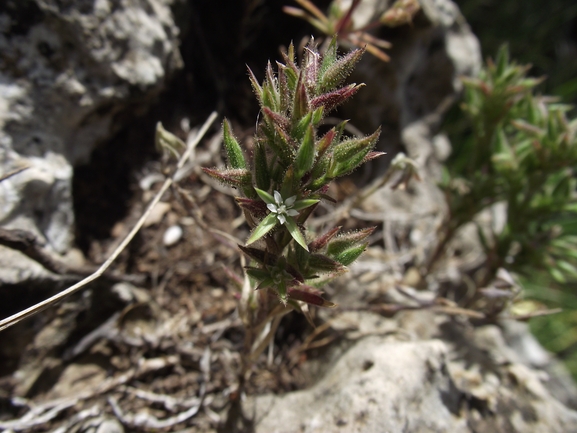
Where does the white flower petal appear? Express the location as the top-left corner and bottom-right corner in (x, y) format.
(273, 190), (283, 205)
(277, 214), (287, 225)
(287, 209), (299, 216)
(285, 195), (297, 206)
(267, 203), (278, 213)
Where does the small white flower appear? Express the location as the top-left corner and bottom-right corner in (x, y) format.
(267, 190), (299, 225)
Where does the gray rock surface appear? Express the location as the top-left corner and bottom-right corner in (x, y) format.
(249, 311), (577, 433)
(0, 0), (181, 282)
(250, 337), (469, 433)
(343, 0), (481, 176)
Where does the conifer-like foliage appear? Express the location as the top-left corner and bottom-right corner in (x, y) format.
(434, 47), (577, 289)
(204, 39), (381, 307)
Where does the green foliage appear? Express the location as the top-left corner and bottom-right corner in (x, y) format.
(204, 40), (380, 306)
(437, 45), (577, 292)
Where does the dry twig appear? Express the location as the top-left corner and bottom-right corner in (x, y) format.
(0, 112), (218, 332)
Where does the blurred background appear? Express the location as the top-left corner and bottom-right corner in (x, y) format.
(454, 0), (577, 377)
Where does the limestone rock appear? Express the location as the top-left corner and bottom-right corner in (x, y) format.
(0, 0), (182, 282)
(342, 0), (481, 176)
(250, 338), (469, 433)
(250, 311), (577, 433)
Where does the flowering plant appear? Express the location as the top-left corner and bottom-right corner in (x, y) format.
(203, 38), (381, 309)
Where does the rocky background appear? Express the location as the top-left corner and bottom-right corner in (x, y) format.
(0, 0), (576, 432)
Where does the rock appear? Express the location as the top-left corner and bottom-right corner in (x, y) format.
(249, 311), (577, 433)
(163, 224), (183, 246)
(341, 0), (481, 177)
(250, 337), (469, 433)
(0, 0), (182, 283)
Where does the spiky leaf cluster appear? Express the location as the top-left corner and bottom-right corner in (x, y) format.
(440, 46), (577, 285)
(203, 39), (381, 307)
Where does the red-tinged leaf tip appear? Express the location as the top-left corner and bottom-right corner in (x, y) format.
(309, 226), (342, 251)
(319, 193), (337, 203)
(238, 245), (279, 266)
(202, 167), (252, 188)
(316, 128), (336, 158)
(363, 151), (386, 163)
(236, 197), (268, 218)
(310, 84), (362, 113)
(262, 106), (291, 131)
(288, 286), (337, 308)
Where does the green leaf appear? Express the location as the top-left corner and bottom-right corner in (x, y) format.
(238, 245), (279, 266)
(245, 266), (271, 281)
(293, 71), (309, 120)
(327, 227), (375, 256)
(247, 213), (278, 245)
(292, 198), (320, 210)
(549, 265), (566, 283)
(292, 111), (312, 142)
(275, 279), (288, 304)
(254, 187), (275, 204)
(312, 106), (324, 125)
(247, 66), (263, 103)
(557, 260), (577, 278)
(285, 216), (309, 251)
(281, 166), (298, 199)
(202, 167), (252, 188)
(254, 143), (271, 190)
(318, 47), (364, 93)
(318, 37), (338, 87)
(294, 124), (315, 179)
(333, 128), (381, 163)
(495, 45), (510, 78)
(222, 119), (247, 169)
(308, 253), (344, 273)
(335, 243), (368, 266)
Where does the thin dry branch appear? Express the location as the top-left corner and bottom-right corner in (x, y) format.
(0, 228), (145, 284)
(0, 111), (218, 333)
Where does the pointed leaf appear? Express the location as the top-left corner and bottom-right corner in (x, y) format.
(281, 166), (299, 199)
(316, 128), (336, 159)
(236, 197), (268, 218)
(327, 227), (376, 256)
(309, 226), (341, 252)
(245, 266), (272, 282)
(254, 142), (271, 190)
(222, 119), (247, 169)
(295, 124), (315, 178)
(334, 243), (368, 266)
(246, 213), (279, 245)
(310, 84), (363, 113)
(308, 253), (344, 273)
(292, 198), (320, 210)
(293, 70), (309, 120)
(312, 106), (324, 125)
(285, 216), (309, 251)
(333, 128), (381, 163)
(202, 167), (252, 188)
(247, 66), (263, 103)
(254, 187), (275, 204)
(318, 47), (365, 93)
(262, 106), (291, 131)
(319, 37), (338, 85)
(288, 286), (336, 308)
(292, 111), (313, 141)
(238, 245), (279, 266)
